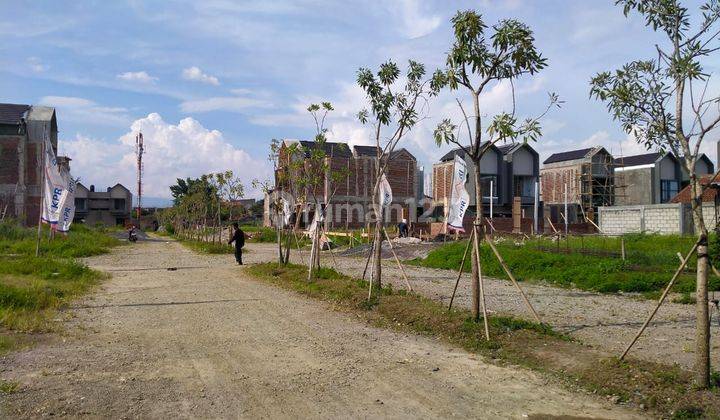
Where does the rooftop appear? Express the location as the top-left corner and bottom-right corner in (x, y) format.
(614, 152), (662, 167)
(0, 103), (31, 125)
(543, 148), (594, 165)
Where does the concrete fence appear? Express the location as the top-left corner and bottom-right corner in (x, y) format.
(598, 203), (718, 235)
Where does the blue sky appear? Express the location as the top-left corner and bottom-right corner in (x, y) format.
(2, 0), (717, 200)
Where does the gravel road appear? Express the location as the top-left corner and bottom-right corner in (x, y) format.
(0, 237), (641, 418)
(261, 241), (720, 370)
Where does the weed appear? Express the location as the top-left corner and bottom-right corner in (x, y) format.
(0, 380), (18, 394)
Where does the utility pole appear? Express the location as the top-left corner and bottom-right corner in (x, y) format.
(135, 132), (144, 221)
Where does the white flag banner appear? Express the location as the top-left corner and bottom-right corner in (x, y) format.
(41, 135), (68, 226)
(447, 155), (470, 232)
(282, 198), (292, 227)
(307, 206), (324, 233)
(56, 168), (76, 233)
(378, 174), (392, 209)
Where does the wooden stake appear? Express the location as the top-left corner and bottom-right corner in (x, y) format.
(484, 232), (541, 323)
(621, 236), (626, 261)
(448, 228), (474, 310)
(474, 225), (490, 341)
(546, 216), (559, 235)
(362, 238), (375, 280)
(383, 228), (413, 292)
(620, 239), (699, 360)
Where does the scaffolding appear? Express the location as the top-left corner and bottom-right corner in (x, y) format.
(577, 150), (628, 222)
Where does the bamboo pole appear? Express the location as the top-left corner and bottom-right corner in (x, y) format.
(362, 238), (375, 280)
(620, 239), (700, 360)
(474, 225), (490, 341)
(35, 137), (46, 257)
(483, 233), (541, 323)
(448, 227), (474, 310)
(383, 228), (413, 292)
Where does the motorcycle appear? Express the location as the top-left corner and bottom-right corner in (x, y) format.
(128, 228), (138, 243)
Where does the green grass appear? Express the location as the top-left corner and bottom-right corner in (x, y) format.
(247, 262), (720, 418)
(410, 234), (718, 295)
(178, 238), (235, 254)
(0, 379), (18, 394)
(0, 221), (118, 334)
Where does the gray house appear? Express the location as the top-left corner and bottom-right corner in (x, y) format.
(497, 142), (540, 208)
(615, 152), (683, 205)
(431, 142), (539, 217)
(74, 183), (133, 226)
(680, 153), (714, 188)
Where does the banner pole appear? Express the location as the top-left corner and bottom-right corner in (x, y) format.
(35, 135), (46, 257)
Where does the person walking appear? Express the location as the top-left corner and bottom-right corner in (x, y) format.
(228, 223), (245, 265)
(398, 218), (409, 238)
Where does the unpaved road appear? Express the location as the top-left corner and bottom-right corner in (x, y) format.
(260, 242), (720, 370)
(0, 237), (642, 419)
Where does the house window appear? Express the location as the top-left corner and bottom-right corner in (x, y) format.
(114, 199), (126, 211)
(514, 176), (535, 198)
(75, 198), (87, 211)
(480, 175), (497, 199)
(661, 180), (679, 203)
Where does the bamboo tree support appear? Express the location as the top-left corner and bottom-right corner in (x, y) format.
(448, 227), (475, 310)
(620, 239), (700, 360)
(292, 230), (308, 266)
(320, 226), (339, 271)
(362, 239), (375, 281)
(382, 228), (413, 292)
(483, 233), (542, 323)
(621, 237), (626, 261)
(545, 216), (559, 235)
(473, 225), (490, 341)
(367, 230), (378, 300)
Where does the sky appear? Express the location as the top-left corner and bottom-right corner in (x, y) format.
(2, 0), (719, 203)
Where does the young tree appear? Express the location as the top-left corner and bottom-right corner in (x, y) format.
(590, 0), (720, 388)
(433, 10), (558, 321)
(357, 60), (442, 291)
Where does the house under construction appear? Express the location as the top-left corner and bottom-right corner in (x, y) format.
(540, 146), (620, 224)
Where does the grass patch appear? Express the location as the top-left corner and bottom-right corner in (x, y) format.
(247, 262), (720, 418)
(0, 221), (117, 347)
(0, 379), (18, 394)
(410, 234), (718, 295)
(179, 239), (235, 254)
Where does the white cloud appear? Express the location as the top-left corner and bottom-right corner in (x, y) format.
(27, 57), (48, 73)
(181, 66), (220, 85)
(392, 0), (441, 39)
(59, 113), (269, 198)
(180, 90), (272, 113)
(39, 96), (130, 127)
(117, 71), (157, 83)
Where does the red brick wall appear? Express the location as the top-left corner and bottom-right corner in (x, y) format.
(432, 162), (452, 202)
(0, 137), (20, 184)
(540, 165), (582, 205)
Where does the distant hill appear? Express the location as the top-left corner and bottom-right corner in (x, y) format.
(133, 197), (174, 208)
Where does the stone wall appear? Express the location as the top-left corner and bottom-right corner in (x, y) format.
(598, 203), (718, 235)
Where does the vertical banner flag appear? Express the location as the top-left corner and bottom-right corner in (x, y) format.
(56, 169), (76, 233)
(447, 155), (470, 232)
(378, 174), (392, 209)
(41, 135), (67, 226)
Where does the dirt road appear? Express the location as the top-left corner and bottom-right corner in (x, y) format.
(1, 238), (641, 418)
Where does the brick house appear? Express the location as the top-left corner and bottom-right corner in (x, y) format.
(0, 103), (64, 226)
(274, 140), (418, 228)
(541, 146), (614, 223)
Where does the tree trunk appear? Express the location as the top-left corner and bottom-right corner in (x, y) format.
(691, 176), (710, 388)
(373, 213), (383, 290)
(470, 163), (483, 321)
(276, 226), (285, 264)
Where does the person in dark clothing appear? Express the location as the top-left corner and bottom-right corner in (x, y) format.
(398, 218), (409, 238)
(228, 222), (245, 265)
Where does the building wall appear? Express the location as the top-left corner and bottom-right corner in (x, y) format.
(598, 203), (715, 235)
(616, 167), (653, 205)
(540, 163), (583, 205)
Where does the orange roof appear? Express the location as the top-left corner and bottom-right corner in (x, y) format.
(670, 175), (720, 203)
